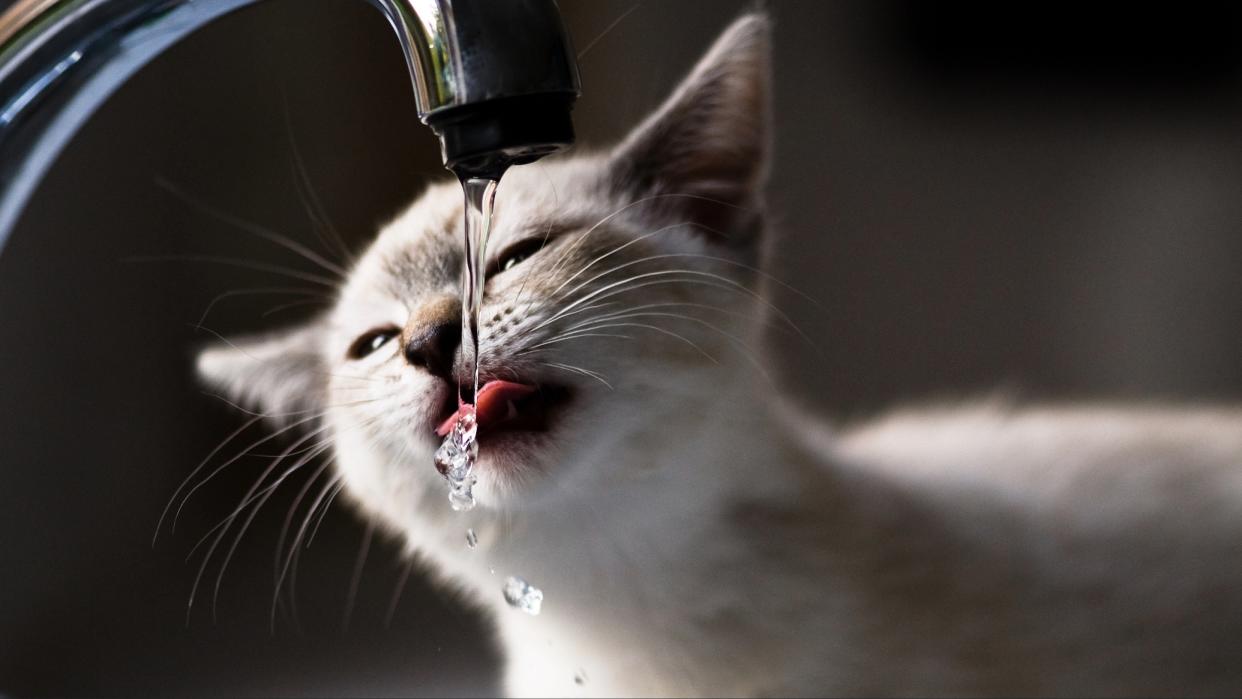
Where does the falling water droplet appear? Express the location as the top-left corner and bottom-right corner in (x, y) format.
(466, 528), (478, 549)
(503, 576), (543, 615)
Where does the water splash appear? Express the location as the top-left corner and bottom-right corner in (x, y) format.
(435, 408), (478, 511)
(503, 576), (543, 615)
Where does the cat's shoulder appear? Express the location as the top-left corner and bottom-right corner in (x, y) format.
(835, 399), (1242, 463)
(823, 398), (1242, 515)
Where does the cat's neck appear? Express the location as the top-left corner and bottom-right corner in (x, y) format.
(392, 358), (845, 696)
(479, 362), (836, 696)
(445, 359), (814, 594)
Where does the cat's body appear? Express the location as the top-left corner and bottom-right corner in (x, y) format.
(350, 380), (1242, 697)
(198, 13), (1242, 697)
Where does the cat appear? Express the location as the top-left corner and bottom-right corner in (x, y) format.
(197, 13), (1242, 698)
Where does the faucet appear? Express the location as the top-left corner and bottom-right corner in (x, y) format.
(0, 0), (581, 252)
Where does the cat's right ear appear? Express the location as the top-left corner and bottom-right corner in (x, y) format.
(196, 320), (326, 424)
(607, 12), (772, 254)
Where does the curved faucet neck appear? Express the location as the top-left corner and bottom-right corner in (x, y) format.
(0, 0), (580, 247)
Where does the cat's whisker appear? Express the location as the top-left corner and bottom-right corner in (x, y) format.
(305, 479), (346, 548)
(384, 556), (417, 628)
(576, 2), (641, 59)
(191, 411), (382, 626)
(521, 331), (635, 352)
(196, 287), (329, 327)
(538, 361), (615, 389)
(261, 298), (329, 318)
(285, 414), (392, 623)
(540, 267), (816, 351)
(270, 456), (335, 631)
(541, 195), (672, 280)
(536, 300), (620, 327)
(548, 222), (695, 299)
(154, 414), (264, 546)
(171, 412), (327, 536)
(548, 192), (753, 280)
(184, 425), (330, 626)
(511, 217), (560, 314)
(175, 400), (385, 547)
(281, 472), (345, 630)
(528, 268), (718, 335)
(199, 391), (384, 420)
(505, 300), (619, 346)
(542, 243), (816, 348)
(538, 255), (744, 330)
(539, 320), (719, 366)
(572, 311), (774, 386)
(572, 213), (826, 315)
(171, 393), (395, 535)
(125, 254), (340, 287)
(155, 177), (350, 279)
(553, 252), (724, 305)
(342, 520), (377, 631)
(322, 373), (389, 384)
(282, 98), (355, 266)
(207, 438), (339, 624)
(523, 300), (789, 381)
(184, 424), (337, 562)
(558, 300), (784, 336)
(663, 251), (827, 313)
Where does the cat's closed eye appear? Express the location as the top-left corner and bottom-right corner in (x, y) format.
(347, 326), (400, 360)
(490, 236), (550, 276)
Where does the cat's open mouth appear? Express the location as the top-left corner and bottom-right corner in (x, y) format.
(434, 380), (571, 440)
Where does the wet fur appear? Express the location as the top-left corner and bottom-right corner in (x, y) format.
(198, 14), (1242, 697)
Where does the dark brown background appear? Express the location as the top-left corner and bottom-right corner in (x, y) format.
(3, 1), (1242, 696)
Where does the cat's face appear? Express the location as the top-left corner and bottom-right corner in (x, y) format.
(199, 15), (771, 515)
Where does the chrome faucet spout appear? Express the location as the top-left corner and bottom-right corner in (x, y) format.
(0, 0), (581, 250)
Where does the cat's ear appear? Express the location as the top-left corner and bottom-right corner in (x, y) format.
(196, 320), (326, 424)
(609, 12), (772, 251)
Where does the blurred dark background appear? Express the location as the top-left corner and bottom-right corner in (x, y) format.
(3, 1), (1242, 696)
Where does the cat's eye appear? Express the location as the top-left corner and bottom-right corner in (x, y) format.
(490, 237), (549, 276)
(347, 326), (400, 360)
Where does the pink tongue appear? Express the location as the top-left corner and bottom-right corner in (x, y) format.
(435, 380), (538, 437)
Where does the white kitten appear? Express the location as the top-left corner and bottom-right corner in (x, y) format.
(198, 14), (1242, 697)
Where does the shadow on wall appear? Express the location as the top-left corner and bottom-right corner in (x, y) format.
(2, 1), (1242, 696)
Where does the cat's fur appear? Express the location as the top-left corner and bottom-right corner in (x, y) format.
(198, 14), (1242, 697)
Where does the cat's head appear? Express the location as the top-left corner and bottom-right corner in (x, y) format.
(198, 14), (772, 516)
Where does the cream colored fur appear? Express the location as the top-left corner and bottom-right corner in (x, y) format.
(198, 14), (1242, 697)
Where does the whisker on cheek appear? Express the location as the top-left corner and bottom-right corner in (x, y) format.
(155, 176), (349, 279)
(124, 254), (341, 288)
(384, 556), (417, 628)
(342, 520), (377, 631)
(284, 473), (347, 629)
(181, 410), (382, 626)
(196, 287), (330, 327)
(184, 427), (332, 626)
(549, 222), (695, 299)
(271, 456), (336, 631)
(305, 478), (346, 549)
(538, 361), (615, 390)
(167, 412), (326, 539)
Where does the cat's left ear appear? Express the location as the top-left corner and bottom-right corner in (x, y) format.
(196, 320), (327, 425)
(608, 12), (772, 253)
